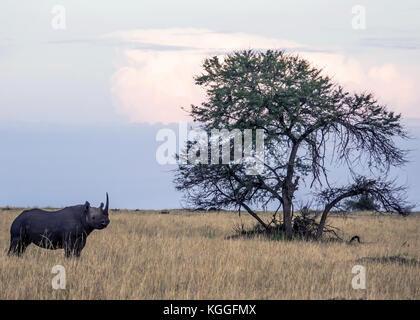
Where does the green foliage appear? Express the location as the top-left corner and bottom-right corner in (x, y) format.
(344, 195), (379, 211)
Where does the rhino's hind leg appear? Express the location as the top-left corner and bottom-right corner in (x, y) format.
(8, 236), (30, 256)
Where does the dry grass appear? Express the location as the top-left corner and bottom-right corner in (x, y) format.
(0, 208), (419, 300)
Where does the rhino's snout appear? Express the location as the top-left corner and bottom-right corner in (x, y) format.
(99, 218), (110, 229)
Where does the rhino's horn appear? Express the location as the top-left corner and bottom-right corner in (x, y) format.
(104, 192), (109, 214)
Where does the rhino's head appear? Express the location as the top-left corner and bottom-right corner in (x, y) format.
(84, 193), (110, 230)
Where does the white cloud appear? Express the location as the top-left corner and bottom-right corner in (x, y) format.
(109, 28), (419, 124)
(303, 53), (418, 117)
(109, 29), (305, 124)
(110, 50), (204, 124)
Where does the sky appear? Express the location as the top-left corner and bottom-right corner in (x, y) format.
(0, 1), (419, 209)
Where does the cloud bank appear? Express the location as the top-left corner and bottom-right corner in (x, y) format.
(109, 29), (419, 124)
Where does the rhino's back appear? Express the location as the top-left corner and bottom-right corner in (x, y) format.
(12, 206), (84, 237)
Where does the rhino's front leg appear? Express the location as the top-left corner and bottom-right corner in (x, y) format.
(64, 236), (86, 258)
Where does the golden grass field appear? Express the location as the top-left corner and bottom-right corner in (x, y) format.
(0, 208), (419, 300)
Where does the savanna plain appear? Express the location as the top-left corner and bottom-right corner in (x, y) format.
(0, 208), (419, 299)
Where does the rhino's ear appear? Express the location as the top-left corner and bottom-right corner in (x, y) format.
(83, 201), (90, 213)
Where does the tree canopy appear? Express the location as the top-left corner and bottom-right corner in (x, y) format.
(174, 50), (412, 240)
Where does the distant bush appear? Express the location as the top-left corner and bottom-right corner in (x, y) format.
(344, 195), (379, 211)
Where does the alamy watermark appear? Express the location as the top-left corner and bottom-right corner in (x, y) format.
(51, 5), (66, 30)
(51, 264), (66, 290)
(351, 5), (366, 30)
(156, 122), (265, 175)
(351, 265), (366, 290)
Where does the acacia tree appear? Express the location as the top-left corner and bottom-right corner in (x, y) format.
(174, 50), (412, 240)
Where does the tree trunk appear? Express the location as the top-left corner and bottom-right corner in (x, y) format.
(282, 142), (300, 240)
(316, 191), (358, 240)
(241, 202), (268, 230)
(315, 206), (331, 240)
(282, 198), (293, 239)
